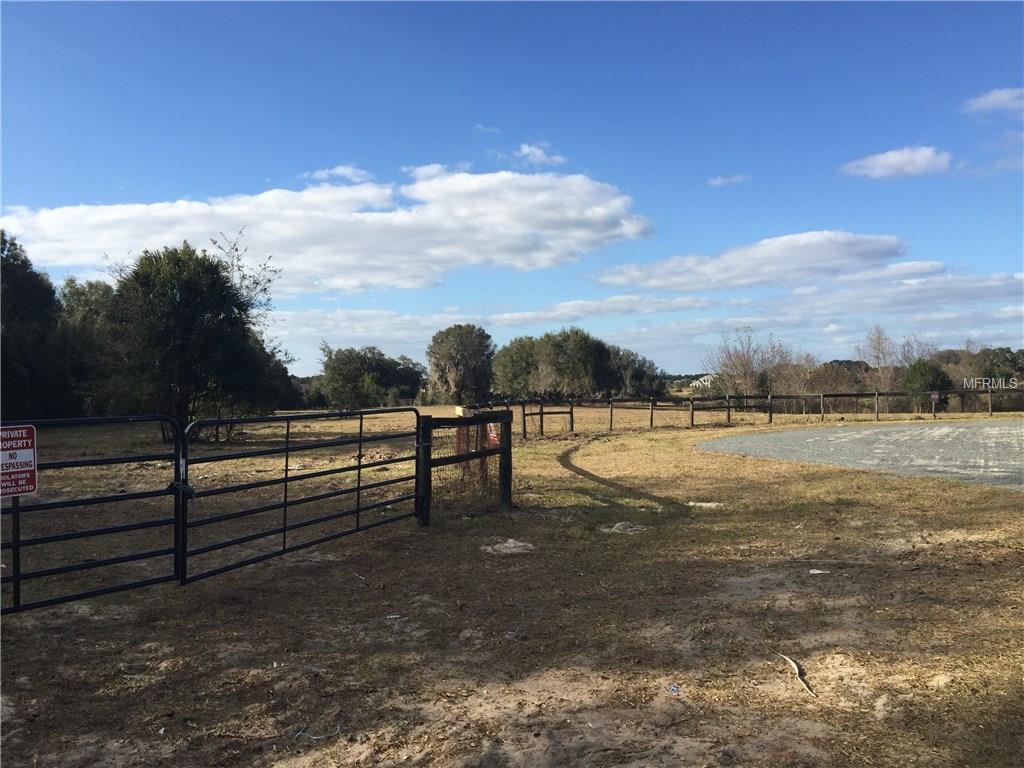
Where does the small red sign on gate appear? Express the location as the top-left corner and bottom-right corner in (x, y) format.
(1, 425), (37, 497)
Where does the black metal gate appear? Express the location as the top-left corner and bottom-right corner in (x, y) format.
(1, 408), (514, 614)
(180, 408), (422, 583)
(1, 416), (182, 613)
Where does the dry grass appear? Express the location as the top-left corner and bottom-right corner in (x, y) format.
(2, 417), (1022, 767)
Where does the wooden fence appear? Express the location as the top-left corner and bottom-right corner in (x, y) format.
(472, 388), (1021, 440)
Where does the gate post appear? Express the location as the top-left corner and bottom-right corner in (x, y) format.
(499, 414), (513, 506)
(177, 422), (189, 585)
(416, 415), (433, 527)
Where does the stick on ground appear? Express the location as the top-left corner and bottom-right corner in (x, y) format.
(776, 652), (817, 697)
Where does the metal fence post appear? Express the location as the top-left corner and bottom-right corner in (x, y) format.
(11, 496), (21, 610)
(416, 415), (433, 527)
(499, 415), (513, 506)
(178, 424), (189, 585)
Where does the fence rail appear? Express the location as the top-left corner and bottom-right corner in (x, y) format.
(0, 415), (181, 613)
(475, 387), (1020, 439)
(1, 408), (514, 614)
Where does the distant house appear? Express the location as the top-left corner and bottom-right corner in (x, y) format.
(692, 373), (717, 389)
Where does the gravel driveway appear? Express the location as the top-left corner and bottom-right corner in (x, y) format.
(700, 418), (1024, 488)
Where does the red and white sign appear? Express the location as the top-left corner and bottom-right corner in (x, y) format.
(1, 425), (37, 497)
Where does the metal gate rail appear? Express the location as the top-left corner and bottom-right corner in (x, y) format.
(1, 415), (181, 614)
(2, 408), (516, 614)
(181, 408), (421, 584)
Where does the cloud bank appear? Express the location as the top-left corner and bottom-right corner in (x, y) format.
(601, 230), (906, 291)
(1, 167), (648, 293)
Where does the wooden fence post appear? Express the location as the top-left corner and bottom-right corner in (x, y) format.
(608, 400), (614, 431)
(726, 395), (732, 425)
(767, 394), (773, 424)
(520, 401), (527, 440)
(539, 401), (545, 437)
(689, 397), (695, 427)
(649, 398), (655, 429)
(820, 393), (825, 422)
(568, 400), (575, 433)
(874, 392), (880, 421)
(988, 387), (993, 416)
(499, 416), (512, 506)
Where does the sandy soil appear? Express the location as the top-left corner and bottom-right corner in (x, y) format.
(2, 421), (1022, 767)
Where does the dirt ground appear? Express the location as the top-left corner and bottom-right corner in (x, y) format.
(2, 418), (1023, 767)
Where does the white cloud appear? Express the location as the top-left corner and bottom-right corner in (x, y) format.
(515, 143), (567, 165)
(601, 230), (905, 291)
(300, 164), (373, 183)
(789, 272), (1024, 318)
(473, 123), (501, 134)
(488, 295), (716, 326)
(962, 88), (1024, 115)
(840, 146), (952, 179)
(834, 260), (946, 284)
(706, 174), (751, 187)
(1, 166), (648, 294)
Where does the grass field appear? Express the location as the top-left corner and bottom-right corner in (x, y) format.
(2, 417), (1023, 767)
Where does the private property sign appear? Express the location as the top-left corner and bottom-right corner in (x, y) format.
(1, 425), (37, 497)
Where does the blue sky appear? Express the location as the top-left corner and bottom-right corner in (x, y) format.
(3, 2), (1022, 375)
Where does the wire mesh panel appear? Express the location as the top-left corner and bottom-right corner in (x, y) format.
(423, 411), (512, 521)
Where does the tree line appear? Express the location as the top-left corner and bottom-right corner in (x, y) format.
(314, 324), (666, 409)
(2, 231), (301, 427)
(4, 230), (1019, 422)
(702, 327), (1023, 411)
(2, 232), (667, 421)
